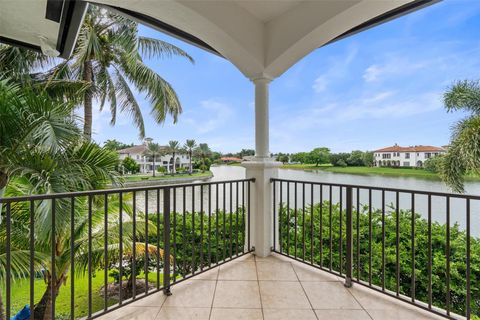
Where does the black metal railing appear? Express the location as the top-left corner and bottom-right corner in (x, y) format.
(271, 178), (479, 320)
(0, 178), (254, 319)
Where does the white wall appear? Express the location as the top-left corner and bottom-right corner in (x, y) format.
(374, 151), (445, 167)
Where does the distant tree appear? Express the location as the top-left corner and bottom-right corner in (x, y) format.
(104, 139), (133, 151)
(276, 153), (290, 164)
(238, 149), (255, 158)
(362, 151), (374, 167)
(336, 159), (348, 167)
(144, 143), (162, 177)
(346, 150), (365, 166)
(441, 80), (480, 192)
(122, 156), (140, 174)
(290, 152), (308, 163)
(330, 153), (350, 167)
(167, 140), (181, 174)
(307, 147), (330, 166)
(195, 143), (212, 172)
(183, 139), (197, 174)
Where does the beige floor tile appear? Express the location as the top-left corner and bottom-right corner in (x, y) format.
(263, 308), (317, 320)
(163, 280), (216, 307)
(213, 280), (261, 308)
(190, 266), (219, 280)
(155, 307), (210, 320)
(235, 253), (255, 261)
(218, 261), (257, 280)
(129, 291), (167, 307)
(315, 309), (371, 320)
(98, 306), (161, 320)
(256, 262), (297, 280)
(210, 308), (263, 320)
(302, 281), (361, 309)
(367, 308), (443, 320)
(259, 281), (311, 309)
(255, 254), (291, 263)
(347, 285), (402, 310)
(292, 262), (341, 282)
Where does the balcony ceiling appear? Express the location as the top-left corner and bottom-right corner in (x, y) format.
(0, 0), (437, 79)
(0, 0), (87, 58)
(89, 0), (437, 79)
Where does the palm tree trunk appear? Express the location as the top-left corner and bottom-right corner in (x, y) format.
(34, 274), (64, 320)
(189, 151), (192, 174)
(152, 155), (156, 177)
(172, 152), (176, 174)
(0, 171), (7, 320)
(83, 60), (94, 139)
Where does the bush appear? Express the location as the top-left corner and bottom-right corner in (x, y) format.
(122, 156), (140, 174)
(176, 167), (186, 173)
(156, 166), (167, 173)
(424, 155), (445, 173)
(336, 159), (347, 167)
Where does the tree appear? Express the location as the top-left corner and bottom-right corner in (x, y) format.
(307, 147), (330, 166)
(290, 152), (308, 163)
(346, 150), (365, 167)
(144, 143), (162, 177)
(424, 155), (445, 173)
(45, 6), (194, 139)
(238, 149), (255, 158)
(0, 78), (128, 320)
(183, 139), (197, 174)
(104, 139), (133, 151)
(330, 153), (350, 167)
(167, 141), (181, 174)
(276, 153), (290, 164)
(362, 151), (374, 167)
(441, 80), (480, 192)
(122, 156), (140, 174)
(195, 143), (212, 172)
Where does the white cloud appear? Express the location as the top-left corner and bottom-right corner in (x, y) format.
(363, 57), (427, 83)
(311, 45), (358, 93)
(184, 99), (233, 134)
(363, 65), (382, 82)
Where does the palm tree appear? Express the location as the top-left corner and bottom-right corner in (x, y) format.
(441, 80), (480, 193)
(167, 141), (181, 174)
(183, 139), (197, 174)
(195, 143), (212, 172)
(46, 6), (194, 139)
(144, 142), (162, 177)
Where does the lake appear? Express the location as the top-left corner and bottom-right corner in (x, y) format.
(134, 165), (480, 236)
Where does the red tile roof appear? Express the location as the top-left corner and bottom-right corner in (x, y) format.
(374, 145), (446, 153)
(221, 157), (242, 161)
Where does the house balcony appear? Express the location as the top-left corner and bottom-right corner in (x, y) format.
(1, 177), (475, 320)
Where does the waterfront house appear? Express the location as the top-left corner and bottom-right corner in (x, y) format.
(374, 144), (446, 168)
(118, 141), (190, 173)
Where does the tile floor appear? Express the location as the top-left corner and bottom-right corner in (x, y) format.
(97, 253), (445, 320)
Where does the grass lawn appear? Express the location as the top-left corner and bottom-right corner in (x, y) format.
(122, 171), (212, 182)
(5, 271), (163, 318)
(281, 164), (480, 181)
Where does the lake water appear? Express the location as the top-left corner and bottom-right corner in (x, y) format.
(135, 165), (480, 236)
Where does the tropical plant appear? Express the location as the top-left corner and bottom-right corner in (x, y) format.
(144, 143), (163, 177)
(441, 80), (480, 192)
(183, 140), (197, 174)
(104, 139), (133, 151)
(44, 6), (194, 139)
(167, 141), (181, 174)
(195, 144), (212, 172)
(122, 156), (140, 174)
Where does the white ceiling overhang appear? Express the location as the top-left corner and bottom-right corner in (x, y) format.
(87, 0), (438, 79)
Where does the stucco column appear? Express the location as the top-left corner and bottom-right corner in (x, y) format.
(242, 76), (281, 257)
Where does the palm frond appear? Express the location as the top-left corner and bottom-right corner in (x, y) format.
(138, 37), (194, 63)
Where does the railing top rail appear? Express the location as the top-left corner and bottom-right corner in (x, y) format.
(271, 177), (480, 200)
(0, 178), (255, 203)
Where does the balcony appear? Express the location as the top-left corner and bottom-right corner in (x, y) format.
(96, 253), (445, 320)
(1, 177), (476, 319)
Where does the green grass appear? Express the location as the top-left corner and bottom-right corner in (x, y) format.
(122, 171), (212, 182)
(5, 271), (163, 318)
(281, 164), (480, 181)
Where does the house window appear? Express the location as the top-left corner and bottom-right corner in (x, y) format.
(382, 153), (391, 159)
(425, 153), (432, 159)
(136, 155), (139, 160)
(403, 161), (410, 167)
(405, 153), (410, 159)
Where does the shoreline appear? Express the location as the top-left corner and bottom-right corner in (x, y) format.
(115, 171), (213, 187)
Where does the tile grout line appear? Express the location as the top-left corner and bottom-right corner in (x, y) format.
(344, 286), (374, 320)
(291, 261), (320, 320)
(254, 254), (266, 320)
(208, 267), (220, 320)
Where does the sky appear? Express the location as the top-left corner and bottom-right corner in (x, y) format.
(92, 0), (480, 154)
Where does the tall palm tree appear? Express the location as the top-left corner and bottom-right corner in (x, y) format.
(183, 139), (197, 174)
(167, 141), (181, 174)
(47, 6), (194, 139)
(144, 142), (162, 177)
(195, 143), (212, 172)
(441, 80), (480, 193)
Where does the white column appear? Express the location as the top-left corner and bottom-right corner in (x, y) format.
(242, 76), (281, 258)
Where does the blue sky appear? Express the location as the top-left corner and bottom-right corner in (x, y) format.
(92, 0), (480, 153)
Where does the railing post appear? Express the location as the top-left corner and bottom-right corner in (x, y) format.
(345, 186), (353, 288)
(163, 187), (172, 296)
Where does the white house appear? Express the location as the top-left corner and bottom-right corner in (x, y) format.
(118, 142), (190, 173)
(373, 144), (446, 168)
